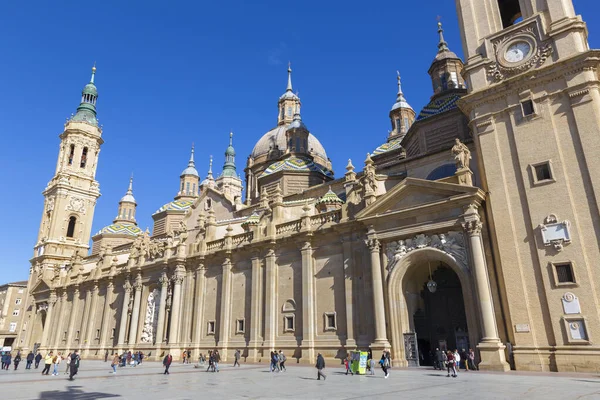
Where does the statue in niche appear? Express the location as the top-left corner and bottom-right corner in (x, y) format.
(451, 138), (471, 170)
(140, 288), (160, 344)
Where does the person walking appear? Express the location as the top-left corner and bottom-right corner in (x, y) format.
(446, 351), (457, 378)
(26, 351), (34, 369)
(214, 350), (220, 372)
(4, 353), (11, 371)
(139, 352), (144, 364)
(64, 353), (71, 375)
(52, 352), (62, 376)
(13, 352), (21, 370)
(68, 351), (80, 381)
(453, 349), (461, 374)
(206, 351), (214, 372)
(434, 348), (444, 370)
(163, 353), (172, 375)
(278, 351), (286, 372)
(41, 351), (53, 375)
(316, 353), (326, 381)
(369, 357), (376, 375)
(468, 349), (477, 371)
(110, 353), (119, 374)
(182, 350), (187, 364)
(34, 352), (42, 369)
(187, 350), (191, 364)
(344, 355), (353, 376)
(270, 351), (279, 372)
(233, 349), (241, 367)
(380, 352), (389, 379)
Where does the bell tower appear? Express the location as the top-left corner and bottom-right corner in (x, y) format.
(457, 0), (600, 372)
(33, 65), (103, 273)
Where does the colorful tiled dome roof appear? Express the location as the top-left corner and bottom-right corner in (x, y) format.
(96, 223), (142, 236)
(241, 212), (261, 229)
(372, 137), (403, 156)
(259, 157), (334, 178)
(316, 187), (344, 205)
(416, 93), (461, 121)
(154, 199), (194, 214)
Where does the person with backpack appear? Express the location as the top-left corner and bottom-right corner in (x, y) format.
(68, 351), (80, 381)
(278, 350), (287, 372)
(379, 351), (389, 379)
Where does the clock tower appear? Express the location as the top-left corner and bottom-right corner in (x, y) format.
(457, 0), (600, 371)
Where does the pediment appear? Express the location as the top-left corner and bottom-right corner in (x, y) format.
(30, 278), (52, 295)
(356, 177), (482, 220)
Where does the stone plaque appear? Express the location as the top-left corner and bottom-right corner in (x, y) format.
(562, 292), (581, 315)
(515, 324), (530, 333)
(569, 320), (587, 341)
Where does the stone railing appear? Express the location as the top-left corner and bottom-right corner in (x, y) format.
(232, 231), (254, 246)
(206, 239), (226, 252)
(310, 210), (342, 226)
(276, 220), (301, 235)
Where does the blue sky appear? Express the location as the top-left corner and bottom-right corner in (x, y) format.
(0, 0), (597, 283)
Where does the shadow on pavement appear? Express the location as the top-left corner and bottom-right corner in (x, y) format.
(38, 385), (120, 399)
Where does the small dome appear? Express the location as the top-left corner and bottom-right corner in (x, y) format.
(251, 126), (328, 161)
(316, 187), (344, 205)
(82, 82), (98, 97)
(225, 144), (235, 157)
(391, 98), (413, 111)
(279, 91), (299, 101)
(153, 199), (194, 215)
(181, 165), (199, 177)
(96, 223), (141, 236)
(120, 193), (136, 203)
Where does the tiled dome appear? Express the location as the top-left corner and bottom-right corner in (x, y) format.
(250, 126), (327, 161)
(259, 157), (333, 178)
(96, 223), (141, 236)
(153, 199), (194, 215)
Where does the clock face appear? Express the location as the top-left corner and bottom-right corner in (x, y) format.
(504, 41), (531, 63)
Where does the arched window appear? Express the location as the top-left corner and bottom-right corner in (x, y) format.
(68, 144), (75, 166)
(426, 163), (457, 181)
(80, 147), (88, 168)
(498, 0), (522, 28)
(66, 216), (77, 238)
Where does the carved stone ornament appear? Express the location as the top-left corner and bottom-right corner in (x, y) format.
(385, 231), (468, 272)
(66, 196), (86, 214)
(45, 197), (55, 213)
(462, 220), (483, 236)
(140, 288), (160, 344)
(366, 238), (380, 252)
(487, 24), (553, 82)
(539, 214), (571, 251)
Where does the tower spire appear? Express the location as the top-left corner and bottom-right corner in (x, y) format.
(396, 71), (404, 97)
(71, 64), (99, 126)
(91, 62), (96, 83)
(437, 21), (449, 52)
(287, 62), (293, 92)
(114, 174), (137, 223)
(222, 132), (237, 177)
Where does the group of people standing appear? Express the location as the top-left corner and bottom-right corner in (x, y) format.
(39, 350), (80, 380)
(270, 350), (287, 372)
(434, 348), (476, 378)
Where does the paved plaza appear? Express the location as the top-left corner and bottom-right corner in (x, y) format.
(0, 360), (599, 399)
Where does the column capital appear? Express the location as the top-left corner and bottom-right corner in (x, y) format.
(366, 238), (380, 252)
(172, 272), (185, 285)
(265, 247), (276, 258)
(462, 220), (483, 236)
(123, 280), (132, 293)
(299, 240), (312, 252)
(159, 273), (169, 287)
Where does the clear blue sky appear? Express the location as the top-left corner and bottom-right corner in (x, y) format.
(0, 0), (597, 283)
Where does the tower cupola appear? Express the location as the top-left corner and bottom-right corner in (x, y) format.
(176, 145), (200, 199)
(428, 22), (466, 98)
(388, 71), (416, 141)
(222, 131), (237, 177)
(71, 65), (99, 126)
(286, 106), (310, 156)
(114, 175), (137, 224)
(277, 63), (301, 126)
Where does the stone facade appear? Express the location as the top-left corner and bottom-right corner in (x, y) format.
(16, 0), (600, 373)
(0, 281), (28, 349)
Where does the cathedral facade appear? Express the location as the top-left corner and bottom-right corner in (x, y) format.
(18, 0), (600, 372)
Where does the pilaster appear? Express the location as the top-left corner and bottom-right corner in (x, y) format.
(300, 240), (315, 361)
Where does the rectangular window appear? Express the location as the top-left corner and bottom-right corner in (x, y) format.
(324, 312), (337, 331)
(95, 329), (100, 339)
(12, 310), (19, 316)
(404, 117), (409, 132)
(236, 319), (245, 334)
(521, 99), (535, 117)
(80, 147), (88, 168)
(9, 322), (17, 332)
(535, 164), (551, 181)
(15, 298), (22, 305)
(63, 331), (67, 340)
(207, 321), (216, 335)
(551, 261), (577, 287)
(498, 0), (523, 28)
(68, 144), (75, 166)
(75, 330), (80, 340)
(395, 118), (401, 131)
(186, 182), (190, 194)
(111, 328), (115, 339)
(450, 72), (458, 88)
(284, 315), (295, 332)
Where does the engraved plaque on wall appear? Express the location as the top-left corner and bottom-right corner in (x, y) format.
(562, 292), (581, 315)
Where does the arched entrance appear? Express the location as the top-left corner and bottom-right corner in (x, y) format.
(387, 248), (480, 367)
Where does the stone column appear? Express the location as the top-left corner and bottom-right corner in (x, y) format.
(40, 293), (57, 348)
(462, 205), (509, 371)
(249, 253), (262, 361)
(51, 291), (67, 350)
(300, 241), (315, 361)
(341, 236), (356, 349)
(117, 280), (132, 349)
(79, 288), (93, 344)
(66, 286), (80, 348)
(99, 278), (115, 351)
(155, 272), (169, 346)
(367, 235), (390, 349)
(168, 266), (185, 345)
(84, 281), (100, 350)
(192, 263), (206, 346)
(128, 275), (143, 347)
(218, 257), (233, 358)
(263, 248), (277, 352)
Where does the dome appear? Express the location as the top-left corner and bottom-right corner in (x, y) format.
(259, 156), (333, 179)
(120, 193), (136, 203)
(153, 199), (194, 215)
(373, 136), (403, 156)
(82, 82), (98, 97)
(316, 187), (344, 205)
(250, 126), (328, 161)
(96, 223), (141, 236)
(181, 165), (199, 177)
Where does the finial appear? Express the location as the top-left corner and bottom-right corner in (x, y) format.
(127, 173), (133, 194)
(437, 20), (449, 52)
(396, 71), (403, 95)
(91, 62), (97, 83)
(229, 131), (233, 146)
(189, 143), (195, 163)
(346, 159), (355, 172)
(208, 155), (213, 174)
(287, 62), (293, 92)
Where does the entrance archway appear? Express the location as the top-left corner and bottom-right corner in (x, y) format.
(387, 248), (480, 367)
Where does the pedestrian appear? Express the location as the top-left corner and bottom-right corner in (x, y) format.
(344, 355), (353, 376)
(453, 349), (461, 374)
(104, 350), (109, 362)
(64, 353), (71, 374)
(379, 352), (389, 379)
(460, 349), (469, 371)
(13, 352), (21, 370)
(316, 353), (326, 381)
(110, 353), (119, 374)
(270, 351), (279, 372)
(0, 352), (6, 370)
(163, 353), (172, 375)
(278, 350), (286, 372)
(214, 350), (220, 372)
(199, 353), (205, 366)
(206, 351), (214, 372)
(187, 350), (191, 364)
(233, 349), (241, 367)
(132, 352), (138, 367)
(52, 352), (62, 376)
(42, 352), (53, 375)
(4, 353), (11, 371)
(468, 349), (477, 371)
(446, 350), (457, 378)
(126, 351), (132, 367)
(26, 351), (34, 369)
(182, 350), (187, 364)
(68, 351), (80, 381)
(34, 352), (42, 369)
(434, 348), (444, 370)
(139, 352), (144, 364)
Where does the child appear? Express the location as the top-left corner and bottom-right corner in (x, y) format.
(344, 356), (353, 375)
